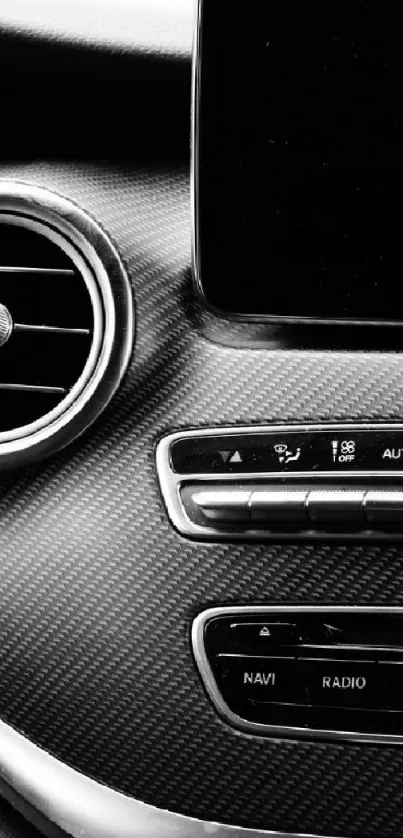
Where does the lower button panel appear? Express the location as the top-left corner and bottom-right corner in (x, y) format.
(193, 606), (403, 743)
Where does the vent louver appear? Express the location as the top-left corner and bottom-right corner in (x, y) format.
(0, 184), (133, 469)
(0, 223), (96, 432)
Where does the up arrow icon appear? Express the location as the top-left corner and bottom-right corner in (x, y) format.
(219, 450), (243, 464)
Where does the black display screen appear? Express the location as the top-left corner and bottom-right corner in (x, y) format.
(196, 2), (403, 321)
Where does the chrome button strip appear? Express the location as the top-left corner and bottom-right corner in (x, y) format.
(157, 423), (403, 540)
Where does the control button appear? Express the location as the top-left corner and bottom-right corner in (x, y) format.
(170, 433), (316, 475)
(377, 445), (403, 468)
(378, 662), (403, 710)
(306, 490), (365, 525)
(299, 658), (379, 709)
(249, 490), (308, 524)
(364, 491), (403, 526)
(191, 490), (252, 522)
(170, 436), (252, 474)
(328, 438), (358, 467)
(230, 621), (300, 647)
(216, 655), (307, 704)
(270, 441), (304, 469)
(320, 615), (403, 649)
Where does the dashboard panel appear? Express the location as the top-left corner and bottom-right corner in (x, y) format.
(1, 3), (403, 838)
(1, 160), (403, 838)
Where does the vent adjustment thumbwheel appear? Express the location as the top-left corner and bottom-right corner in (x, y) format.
(0, 303), (13, 348)
(0, 182), (134, 469)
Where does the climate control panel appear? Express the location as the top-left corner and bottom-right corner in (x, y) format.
(156, 424), (403, 539)
(192, 607), (403, 743)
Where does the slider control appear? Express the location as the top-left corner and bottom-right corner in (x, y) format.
(249, 490), (308, 523)
(306, 490), (365, 525)
(364, 491), (403, 525)
(188, 485), (403, 532)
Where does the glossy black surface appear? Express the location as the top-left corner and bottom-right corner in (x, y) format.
(197, 1), (403, 320)
(171, 429), (403, 473)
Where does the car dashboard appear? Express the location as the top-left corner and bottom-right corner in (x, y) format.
(1, 3), (403, 838)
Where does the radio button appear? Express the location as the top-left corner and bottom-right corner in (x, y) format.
(299, 659), (379, 709)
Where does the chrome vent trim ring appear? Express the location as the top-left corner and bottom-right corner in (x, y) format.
(0, 181), (134, 468)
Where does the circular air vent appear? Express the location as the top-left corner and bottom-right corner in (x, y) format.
(0, 183), (134, 469)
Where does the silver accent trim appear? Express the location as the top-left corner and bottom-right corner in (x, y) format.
(0, 715), (341, 838)
(156, 423), (403, 540)
(190, 0), (203, 316)
(307, 490), (365, 502)
(365, 490), (403, 504)
(192, 605), (403, 744)
(0, 182), (134, 468)
(0, 266), (75, 275)
(14, 324), (91, 335)
(190, 1), (403, 328)
(0, 384), (67, 395)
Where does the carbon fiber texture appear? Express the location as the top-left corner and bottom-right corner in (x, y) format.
(2, 162), (403, 837)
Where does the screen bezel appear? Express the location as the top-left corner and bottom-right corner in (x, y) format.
(191, 0), (403, 328)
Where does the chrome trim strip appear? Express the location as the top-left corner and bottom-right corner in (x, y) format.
(156, 423), (403, 540)
(0, 266), (75, 275)
(190, 0), (201, 315)
(192, 605), (403, 745)
(14, 324), (91, 335)
(0, 717), (340, 838)
(0, 384), (67, 395)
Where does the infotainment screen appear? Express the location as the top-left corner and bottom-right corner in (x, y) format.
(195, 1), (403, 322)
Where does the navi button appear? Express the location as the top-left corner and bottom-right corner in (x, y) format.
(215, 655), (307, 704)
